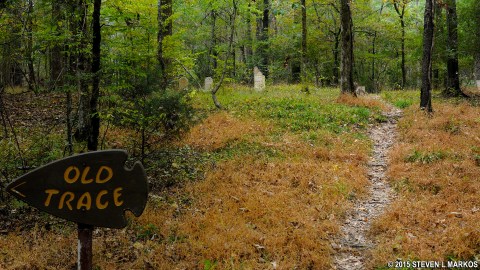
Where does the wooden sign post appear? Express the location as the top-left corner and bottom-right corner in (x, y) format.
(6, 150), (148, 269)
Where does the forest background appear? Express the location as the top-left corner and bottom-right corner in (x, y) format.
(1, 0), (480, 269)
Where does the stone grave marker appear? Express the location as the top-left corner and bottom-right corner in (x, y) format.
(204, 77), (213, 92)
(254, 67), (265, 91)
(178, 77), (189, 90)
(355, 85), (366, 96)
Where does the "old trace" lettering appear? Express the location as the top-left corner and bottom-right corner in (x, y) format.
(43, 165), (124, 210)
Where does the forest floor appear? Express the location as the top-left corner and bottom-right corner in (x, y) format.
(1, 86), (479, 269)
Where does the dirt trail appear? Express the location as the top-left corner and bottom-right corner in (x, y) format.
(334, 99), (402, 269)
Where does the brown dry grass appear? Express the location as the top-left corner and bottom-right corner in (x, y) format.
(336, 94), (387, 111)
(369, 102), (480, 267)
(182, 112), (271, 151)
(1, 110), (372, 269)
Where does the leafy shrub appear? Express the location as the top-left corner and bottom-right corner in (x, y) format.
(394, 99), (413, 109)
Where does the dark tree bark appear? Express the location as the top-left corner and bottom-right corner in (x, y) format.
(393, 1), (406, 89)
(340, 0), (355, 95)
(26, 0), (36, 92)
(420, 0), (434, 112)
(433, 1), (445, 90)
(245, 1), (253, 71)
(371, 3), (384, 93)
(256, 0), (269, 77)
(333, 28), (341, 86)
(50, 1), (64, 89)
(211, 0), (237, 109)
(444, 0), (464, 97)
(209, 10), (217, 73)
(88, 0), (102, 151)
(71, 0), (90, 142)
(157, 0), (173, 88)
(301, 0), (308, 92)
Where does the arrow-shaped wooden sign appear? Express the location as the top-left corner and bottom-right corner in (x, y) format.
(6, 150), (148, 229)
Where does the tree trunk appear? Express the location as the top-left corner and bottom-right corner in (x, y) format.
(433, 0), (446, 90)
(209, 10), (217, 73)
(245, 1), (253, 71)
(157, 0), (173, 88)
(71, 0), (90, 142)
(50, 1), (63, 89)
(88, 0), (102, 151)
(393, 1), (406, 89)
(444, 0), (464, 97)
(301, 0), (308, 92)
(333, 28), (340, 86)
(340, 0), (355, 95)
(26, 0), (36, 92)
(371, 31), (376, 92)
(211, 0), (237, 109)
(420, 0), (434, 112)
(256, 0), (269, 77)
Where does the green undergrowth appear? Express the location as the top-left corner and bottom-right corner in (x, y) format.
(382, 90), (419, 109)
(187, 84), (384, 167)
(195, 85), (379, 134)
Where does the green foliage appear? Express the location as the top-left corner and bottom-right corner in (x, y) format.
(382, 90), (419, 108)
(259, 99), (371, 133)
(0, 131), (65, 206)
(393, 99), (413, 109)
(203, 259), (217, 270)
(471, 146), (480, 166)
(405, 150), (446, 164)
(146, 146), (210, 191)
(195, 85), (377, 134)
(136, 223), (159, 241)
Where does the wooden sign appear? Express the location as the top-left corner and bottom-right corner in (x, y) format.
(6, 150), (148, 229)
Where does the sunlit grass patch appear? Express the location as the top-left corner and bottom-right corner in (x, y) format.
(381, 90), (419, 109)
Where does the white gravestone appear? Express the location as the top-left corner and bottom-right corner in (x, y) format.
(204, 77), (213, 92)
(254, 67), (265, 91)
(355, 85), (366, 96)
(178, 77), (189, 90)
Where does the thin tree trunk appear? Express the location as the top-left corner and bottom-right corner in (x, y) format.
(420, 0), (434, 112)
(211, 0), (237, 109)
(445, 0), (464, 97)
(246, 1), (253, 71)
(72, 0), (90, 142)
(433, 0), (444, 90)
(256, 0), (269, 77)
(340, 0), (355, 95)
(66, 91), (73, 155)
(26, 0), (36, 92)
(371, 31), (376, 92)
(333, 28), (340, 86)
(301, 0), (308, 92)
(88, 0), (102, 151)
(157, 0), (173, 88)
(209, 10), (217, 73)
(394, 1), (406, 89)
(50, 1), (63, 89)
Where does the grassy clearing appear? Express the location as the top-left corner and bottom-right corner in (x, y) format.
(369, 98), (480, 268)
(381, 90), (419, 109)
(1, 85), (384, 269)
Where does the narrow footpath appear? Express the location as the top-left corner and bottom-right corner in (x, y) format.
(334, 100), (402, 269)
